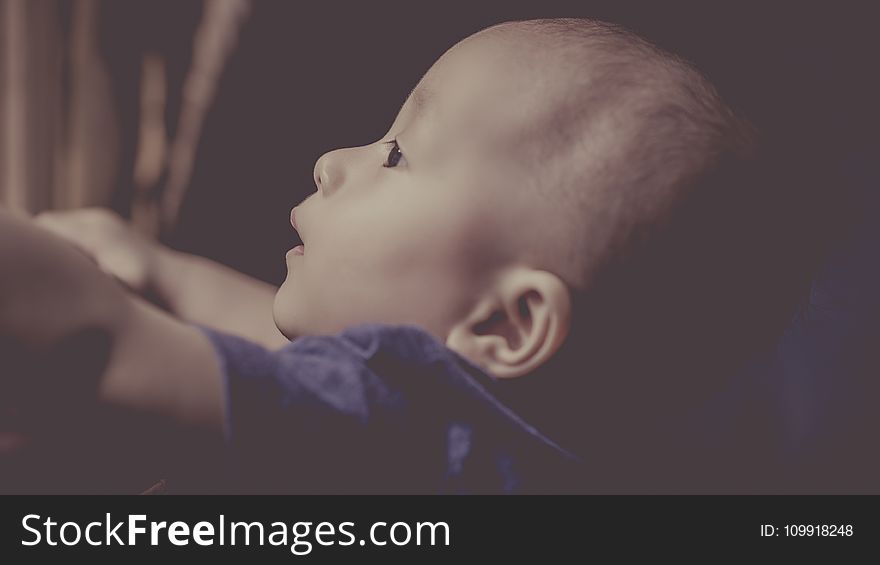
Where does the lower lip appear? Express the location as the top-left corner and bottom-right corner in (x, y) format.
(288, 245), (304, 256)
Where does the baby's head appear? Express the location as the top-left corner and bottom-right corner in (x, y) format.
(274, 19), (775, 396)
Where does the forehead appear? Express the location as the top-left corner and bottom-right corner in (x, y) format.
(413, 32), (555, 147)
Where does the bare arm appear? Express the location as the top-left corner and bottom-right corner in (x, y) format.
(1, 211), (226, 490)
(153, 247), (289, 349)
(35, 208), (288, 349)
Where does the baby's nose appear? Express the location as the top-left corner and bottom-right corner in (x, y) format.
(313, 150), (340, 195)
(313, 155), (327, 190)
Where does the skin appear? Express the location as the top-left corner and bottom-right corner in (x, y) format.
(1, 28), (575, 484)
(0, 212), (225, 489)
(40, 28), (574, 379)
(275, 30), (572, 377)
(11, 22), (769, 493)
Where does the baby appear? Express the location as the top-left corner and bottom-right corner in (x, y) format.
(2, 18), (777, 493)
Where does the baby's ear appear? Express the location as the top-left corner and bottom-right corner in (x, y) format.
(446, 268), (571, 379)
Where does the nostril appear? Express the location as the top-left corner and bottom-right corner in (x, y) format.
(313, 159), (324, 191)
(314, 149), (345, 195)
(318, 168), (331, 191)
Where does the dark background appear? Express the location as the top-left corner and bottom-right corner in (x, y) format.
(88, 1), (879, 491)
(97, 0), (877, 284)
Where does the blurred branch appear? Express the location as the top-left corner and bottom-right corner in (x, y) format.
(61, 0), (120, 210)
(1, 0), (64, 213)
(0, 0), (117, 214)
(0, 0), (27, 211)
(159, 0), (251, 237)
(130, 54), (168, 239)
(1, 0), (248, 239)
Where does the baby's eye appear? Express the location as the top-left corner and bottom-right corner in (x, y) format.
(382, 139), (405, 168)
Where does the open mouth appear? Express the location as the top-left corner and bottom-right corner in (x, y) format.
(290, 207), (305, 255)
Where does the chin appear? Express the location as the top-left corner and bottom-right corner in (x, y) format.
(272, 286), (299, 340)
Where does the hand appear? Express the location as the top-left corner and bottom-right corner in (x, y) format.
(34, 208), (160, 295)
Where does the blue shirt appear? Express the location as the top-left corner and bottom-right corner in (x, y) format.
(198, 323), (582, 493)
